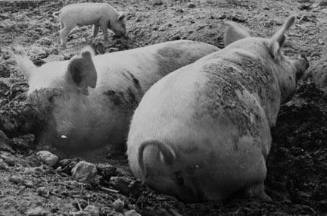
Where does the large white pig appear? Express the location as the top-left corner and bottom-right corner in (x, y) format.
(127, 17), (309, 202)
(15, 40), (219, 156)
(56, 3), (127, 48)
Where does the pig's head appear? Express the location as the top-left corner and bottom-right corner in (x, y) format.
(224, 16), (309, 103)
(109, 12), (127, 37)
(15, 47), (98, 152)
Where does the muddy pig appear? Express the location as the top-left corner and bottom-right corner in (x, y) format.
(56, 3), (126, 48)
(15, 40), (219, 158)
(127, 16), (309, 202)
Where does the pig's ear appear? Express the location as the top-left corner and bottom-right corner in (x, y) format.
(66, 46), (97, 95)
(223, 21), (251, 47)
(13, 47), (36, 79)
(269, 16), (295, 59)
(117, 13), (125, 21)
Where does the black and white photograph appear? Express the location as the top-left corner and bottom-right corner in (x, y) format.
(0, 0), (326, 215)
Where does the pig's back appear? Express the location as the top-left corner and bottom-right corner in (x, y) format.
(60, 3), (111, 13)
(93, 40), (218, 93)
(59, 3), (113, 24)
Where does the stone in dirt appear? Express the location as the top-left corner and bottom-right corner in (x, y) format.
(112, 198), (125, 212)
(36, 150), (59, 167)
(71, 161), (97, 183)
(110, 176), (133, 195)
(8, 174), (25, 185)
(124, 209), (141, 216)
(84, 205), (100, 216)
(97, 163), (117, 179)
(0, 64), (11, 78)
(0, 130), (14, 153)
(26, 206), (49, 216)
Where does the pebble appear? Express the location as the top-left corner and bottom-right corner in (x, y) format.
(84, 205), (100, 216)
(96, 163), (117, 179)
(110, 176), (133, 195)
(319, 0), (327, 6)
(0, 130), (14, 153)
(26, 206), (49, 216)
(36, 150), (59, 167)
(124, 209), (141, 216)
(187, 3), (196, 8)
(112, 199), (125, 212)
(9, 175), (25, 185)
(0, 152), (15, 166)
(24, 180), (34, 187)
(0, 64), (10, 78)
(0, 158), (9, 170)
(71, 161), (97, 183)
(37, 186), (50, 197)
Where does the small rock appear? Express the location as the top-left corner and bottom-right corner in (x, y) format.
(0, 130), (14, 153)
(298, 3), (312, 10)
(37, 187), (49, 197)
(124, 209), (141, 216)
(37, 37), (53, 46)
(319, 0), (327, 6)
(9, 175), (25, 185)
(112, 199), (125, 212)
(57, 158), (80, 175)
(110, 176), (133, 195)
(28, 46), (49, 60)
(97, 163), (117, 179)
(230, 14), (246, 23)
(11, 134), (35, 150)
(72, 161), (97, 183)
(0, 152), (15, 166)
(135, 15), (142, 22)
(36, 151), (59, 167)
(26, 206), (49, 216)
(318, 38), (325, 45)
(0, 158), (9, 170)
(24, 166), (44, 174)
(187, 2), (196, 8)
(24, 180), (34, 187)
(152, 0), (163, 6)
(84, 205), (100, 216)
(0, 64), (10, 78)
(72, 199), (88, 211)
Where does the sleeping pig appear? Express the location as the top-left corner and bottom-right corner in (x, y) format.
(56, 3), (126, 48)
(15, 40), (219, 158)
(127, 16), (309, 202)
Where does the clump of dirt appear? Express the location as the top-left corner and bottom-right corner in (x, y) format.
(1, 0), (327, 215)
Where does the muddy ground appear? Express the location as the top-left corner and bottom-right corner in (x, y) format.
(1, 0), (327, 215)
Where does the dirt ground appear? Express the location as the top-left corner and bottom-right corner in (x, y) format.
(1, 0), (327, 215)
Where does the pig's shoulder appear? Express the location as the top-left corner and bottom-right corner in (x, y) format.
(192, 51), (270, 118)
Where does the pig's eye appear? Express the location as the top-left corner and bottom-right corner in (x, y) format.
(174, 171), (184, 186)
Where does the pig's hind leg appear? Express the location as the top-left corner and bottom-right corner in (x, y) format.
(59, 23), (74, 48)
(99, 19), (109, 41)
(93, 25), (100, 38)
(244, 183), (272, 202)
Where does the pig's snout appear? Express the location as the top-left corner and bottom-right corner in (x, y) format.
(295, 54), (310, 81)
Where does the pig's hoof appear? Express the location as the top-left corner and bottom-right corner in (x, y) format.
(245, 184), (272, 202)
